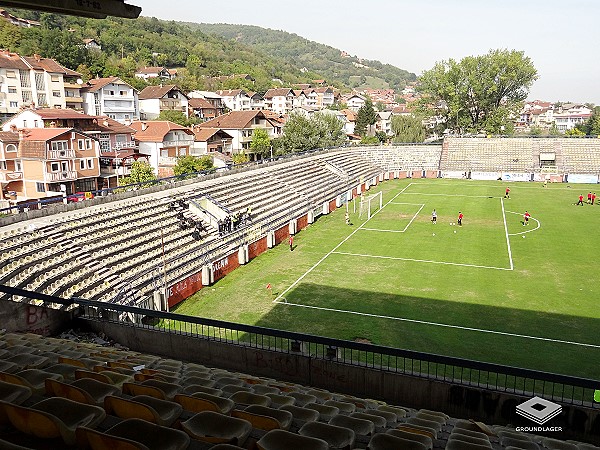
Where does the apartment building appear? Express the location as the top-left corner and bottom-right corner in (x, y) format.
(0, 51), (83, 120)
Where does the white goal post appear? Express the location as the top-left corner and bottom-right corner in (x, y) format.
(359, 191), (383, 219)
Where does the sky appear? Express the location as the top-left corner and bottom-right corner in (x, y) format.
(139, 0), (600, 104)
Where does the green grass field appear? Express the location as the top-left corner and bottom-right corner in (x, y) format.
(173, 179), (600, 380)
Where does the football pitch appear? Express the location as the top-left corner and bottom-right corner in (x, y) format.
(173, 179), (600, 380)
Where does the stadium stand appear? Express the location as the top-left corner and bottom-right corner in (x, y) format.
(0, 150), (384, 310)
(0, 328), (597, 449)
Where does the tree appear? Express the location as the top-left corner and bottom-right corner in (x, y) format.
(390, 115), (426, 143)
(549, 123), (560, 136)
(575, 106), (600, 136)
(173, 155), (214, 175)
(565, 128), (585, 137)
(119, 161), (156, 185)
(418, 49), (538, 134)
(157, 110), (194, 127)
(232, 151), (249, 165)
(529, 126), (543, 136)
(250, 129), (271, 157)
(355, 98), (378, 136)
(278, 111), (346, 153)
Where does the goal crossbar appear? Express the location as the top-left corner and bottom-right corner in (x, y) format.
(359, 191), (383, 219)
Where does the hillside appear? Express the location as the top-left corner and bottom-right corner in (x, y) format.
(0, 10), (415, 94)
(188, 23), (416, 92)
(0, 11), (322, 93)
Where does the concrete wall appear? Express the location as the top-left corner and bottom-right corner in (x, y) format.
(0, 300), (72, 336)
(84, 320), (600, 444)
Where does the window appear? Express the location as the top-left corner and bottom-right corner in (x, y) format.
(6, 70), (15, 78)
(87, 158), (94, 169)
(9, 101), (17, 108)
(8, 87), (17, 94)
(86, 139), (92, 150)
(52, 91), (61, 97)
(51, 141), (69, 151)
(34, 72), (45, 91)
(120, 90), (127, 96)
(178, 148), (186, 156)
(5, 145), (16, 155)
(37, 93), (47, 106)
(61, 161), (68, 171)
(51, 75), (60, 82)
(50, 162), (59, 172)
(78, 139), (84, 150)
(21, 91), (31, 103)
(0, 161), (6, 170)
(160, 149), (169, 157)
(15, 160), (21, 172)
(19, 70), (29, 88)
(36, 182), (45, 193)
(80, 159), (86, 170)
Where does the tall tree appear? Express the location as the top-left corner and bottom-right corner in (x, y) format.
(390, 115), (426, 143)
(355, 98), (378, 136)
(250, 129), (271, 157)
(418, 49), (538, 134)
(279, 111), (345, 153)
(173, 155), (214, 175)
(119, 161), (156, 185)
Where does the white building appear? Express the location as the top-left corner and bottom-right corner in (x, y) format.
(129, 120), (195, 177)
(216, 89), (251, 111)
(138, 85), (189, 120)
(263, 88), (295, 114)
(81, 76), (139, 124)
(0, 51), (83, 120)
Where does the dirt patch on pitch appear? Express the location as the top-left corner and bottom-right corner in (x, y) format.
(354, 337), (373, 344)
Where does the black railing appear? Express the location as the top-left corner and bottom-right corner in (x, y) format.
(1, 284), (598, 408)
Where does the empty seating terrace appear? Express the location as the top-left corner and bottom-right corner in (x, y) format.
(357, 145), (443, 171)
(0, 150), (383, 308)
(0, 330), (595, 450)
(443, 139), (535, 172)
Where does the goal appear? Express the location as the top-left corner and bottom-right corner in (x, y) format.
(359, 191), (383, 219)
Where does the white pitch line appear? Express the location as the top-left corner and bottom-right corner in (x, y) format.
(506, 210), (541, 236)
(389, 202), (426, 206)
(362, 228), (407, 233)
(500, 198), (514, 270)
(402, 203), (425, 232)
(332, 251), (512, 271)
(402, 192), (501, 199)
(272, 183), (414, 303)
(274, 301), (600, 349)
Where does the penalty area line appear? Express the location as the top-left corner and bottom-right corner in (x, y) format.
(272, 183), (415, 303)
(332, 251), (512, 271)
(272, 301), (600, 349)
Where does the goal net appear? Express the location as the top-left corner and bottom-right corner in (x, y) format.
(359, 191), (383, 219)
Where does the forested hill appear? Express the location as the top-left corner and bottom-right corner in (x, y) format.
(0, 9), (415, 93)
(181, 23), (416, 91)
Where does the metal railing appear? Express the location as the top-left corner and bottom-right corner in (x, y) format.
(0, 284), (598, 408)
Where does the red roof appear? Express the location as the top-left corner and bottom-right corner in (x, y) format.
(193, 127), (233, 141)
(188, 98), (215, 109)
(21, 55), (80, 77)
(19, 128), (74, 141)
(83, 77), (133, 93)
(129, 121), (194, 142)
(25, 108), (97, 120)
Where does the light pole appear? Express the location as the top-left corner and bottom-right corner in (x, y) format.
(455, 107), (463, 135)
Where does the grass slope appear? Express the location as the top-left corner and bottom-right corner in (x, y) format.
(173, 179), (600, 380)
